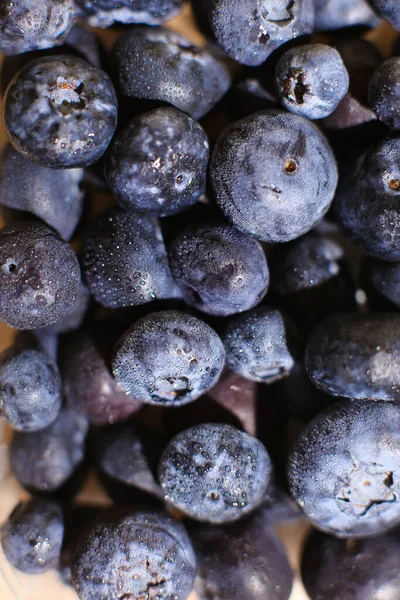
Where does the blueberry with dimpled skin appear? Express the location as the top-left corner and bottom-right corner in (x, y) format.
(158, 423), (271, 523)
(0, 0), (75, 56)
(3, 55), (118, 169)
(210, 110), (338, 243)
(0, 221), (81, 330)
(105, 107), (209, 216)
(210, 0), (314, 67)
(111, 26), (231, 120)
(72, 508), (196, 600)
(275, 44), (349, 120)
(169, 221), (269, 317)
(1, 497), (64, 574)
(288, 400), (400, 537)
(75, 0), (183, 27)
(112, 310), (226, 406)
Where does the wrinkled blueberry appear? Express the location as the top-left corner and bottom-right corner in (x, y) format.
(210, 0), (314, 66)
(210, 110), (338, 242)
(0, 144), (84, 241)
(222, 306), (298, 384)
(1, 497), (64, 574)
(4, 55), (118, 168)
(0, 221), (81, 329)
(72, 508), (196, 600)
(368, 58), (400, 129)
(82, 207), (179, 308)
(111, 26), (231, 120)
(275, 44), (349, 120)
(105, 107), (209, 216)
(0, 0), (75, 56)
(169, 221), (269, 316)
(0, 335), (62, 432)
(112, 310), (225, 405)
(76, 0), (183, 27)
(10, 407), (89, 495)
(288, 400), (400, 537)
(158, 423), (271, 523)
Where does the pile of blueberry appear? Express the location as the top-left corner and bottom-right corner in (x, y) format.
(1, 0), (400, 599)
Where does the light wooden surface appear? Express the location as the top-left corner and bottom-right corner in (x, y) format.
(0, 6), (398, 599)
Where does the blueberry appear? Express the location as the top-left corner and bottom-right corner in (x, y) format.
(302, 527), (400, 599)
(158, 423), (271, 523)
(210, 110), (338, 242)
(105, 108), (209, 216)
(275, 44), (349, 120)
(4, 55), (118, 168)
(367, 0), (400, 30)
(335, 137), (400, 261)
(10, 407), (89, 495)
(0, 335), (62, 432)
(82, 207), (179, 308)
(368, 58), (400, 129)
(169, 221), (269, 316)
(314, 0), (380, 31)
(0, 221), (81, 330)
(191, 510), (294, 599)
(112, 310), (225, 405)
(61, 323), (143, 425)
(209, 0), (314, 66)
(335, 39), (382, 106)
(364, 257), (400, 309)
(1, 497), (64, 574)
(0, 0), (75, 56)
(72, 508), (196, 600)
(305, 313), (400, 401)
(222, 306), (298, 384)
(76, 0), (183, 27)
(0, 144), (84, 241)
(288, 400), (400, 537)
(111, 26), (231, 120)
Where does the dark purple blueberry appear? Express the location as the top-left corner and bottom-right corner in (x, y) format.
(4, 55), (118, 168)
(364, 257), (400, 309)
(72, 508), (196, 600)
(0, 221), (81, 330)
(158, 423), (271, 523)
(335, 38), (382, 105)
(288, 400), (400, 537)
(368, 58), (400, 129)
(111, 26), (231, 120)
(75, 0), (183, 26)
(210, 110), (338, 242)
(105, 107), (209, 216)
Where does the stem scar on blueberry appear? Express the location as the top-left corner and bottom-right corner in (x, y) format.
(49, 77), (85, 115)
(283, 68), (310, 104)
(284, 159), (297, 174)
(389, 178), (400, 191)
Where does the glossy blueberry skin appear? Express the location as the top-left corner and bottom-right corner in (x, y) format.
(367, 0), (400, 30)
(302, 527), (400, 600)
(111, 26), (231, 120)
(72, 508), (196, 600)
(4, 55), (118, 169)
(210, 0), (314, 67)
(305, 313), (400, 401)
(335, 138), (400, 261)
(368, 58), (400, 128)
(82, 207), (179, 309)
(0, 337), (62, 432)
(192, 510), (294, 600)
(0, 222), (81, 330)
(1, 498), (64, 574)
(158, 423), (271, 523)
(275, 44), (349, 120)
(364, 257), (400, 309)
(314, 0), (380, 31)
(76, 0), (183, 26)
(222, 307), (297, 384)
(0, 144), (84, 241)
(62, 324), (143, 425)
(105, 108), (209, 216)
(169, 222), (269, 316)
(210, 110), (338, 243)
(288, 400), (400, 537)
(0, 0), (75, 56)
(10, 407), (89, 495)
(112, 310), (225, 406)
